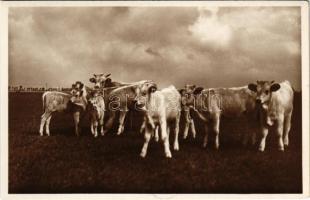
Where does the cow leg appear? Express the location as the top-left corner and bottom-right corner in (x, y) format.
(140, 126), (152, 158)
(90, 122), (95, 136)
(73, 111), (80, 137)
(190, 119), (197, 139)
(276, 117), (285, 151)
(140, 120), (146, 134)
(167, 126), (170, 138)
(213, 114), (221, 150)
(94, 121), (98, 138)
(283, 112), (292, 147)
(45, 114), (52, 136)
(173, 115), (180, 151)
(258, 126), (269, 152)
(116, 111), (127, 135)
(103, 111), (116, 134)
(100, 116), (105, 136)
(183, 111), (190, 139)
(39, 113), (47, 136)
(183, 122), (190, 139)
(154, 125), (159, 142)
(203, 124), (209, 148)
(160, 119), (172, 158)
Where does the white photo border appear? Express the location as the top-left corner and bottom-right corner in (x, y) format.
(0, 1), (309, 199)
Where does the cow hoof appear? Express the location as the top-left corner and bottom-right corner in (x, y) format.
(278, 147), (284, 152)
(101, 130), (107, 136)
(140, 152), (146, 158)
(258, 148), (265, 152)
(166, 154), (172, 158)
(165, 151), (172, 158)
(173, 144), (179, 151)
(155, 137), (159, 142)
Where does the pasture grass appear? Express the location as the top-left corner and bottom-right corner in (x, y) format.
(8, 92), (302, 193)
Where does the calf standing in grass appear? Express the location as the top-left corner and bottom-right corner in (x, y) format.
(180, 85), (258, 149)
(179, 84), (197, 139)
(39, 81), (88, 136)
(135, 82), (181, 158)
(90, 73), (148, 135)
(88, 90), (105, 137)
(248, 80), (294, 151)
(102, 80), (153, 135)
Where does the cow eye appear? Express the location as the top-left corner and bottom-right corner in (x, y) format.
(265, 90), (269, 95)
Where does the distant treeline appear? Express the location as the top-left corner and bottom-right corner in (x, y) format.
(9, 86), (72, 93)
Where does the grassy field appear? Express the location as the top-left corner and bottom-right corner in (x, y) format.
(8, 92), (302, 193)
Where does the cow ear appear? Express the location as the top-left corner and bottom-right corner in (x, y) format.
(80, 83), (84, 89)
(105, 73), (111, 77)
(72, 84), (76, 88)
(248, 83), (257, 92)
(104, 78), (112, 87)
(193, 87), (204, 95)
(89, 78), (95, 83)
(270, 83), (280, 92)
(179, 89), (185, 96)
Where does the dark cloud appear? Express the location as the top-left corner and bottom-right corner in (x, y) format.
(9, 7), (301, 90)
(145, 47), (162, 58)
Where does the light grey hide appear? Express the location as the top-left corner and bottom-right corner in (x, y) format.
(248, 80), (294, 151)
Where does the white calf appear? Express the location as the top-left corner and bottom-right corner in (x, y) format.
(88, 91), (105, 137)
(248, 80), (294, 151)
(135, 83), (181, 158)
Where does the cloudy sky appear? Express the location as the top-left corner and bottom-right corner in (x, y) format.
(9, 6), (301, 90)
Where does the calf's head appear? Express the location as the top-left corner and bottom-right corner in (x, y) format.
(71, 81), (84, 97)
(179, 84), (204, 107)
(89, 73), (111, 89)
(134, 81), (157, 107)
(248, 81), (280, 106)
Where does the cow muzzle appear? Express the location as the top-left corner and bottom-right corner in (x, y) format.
(255, 99), (262, 104)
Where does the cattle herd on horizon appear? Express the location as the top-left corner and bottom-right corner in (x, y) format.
(39, 73), (294, 158)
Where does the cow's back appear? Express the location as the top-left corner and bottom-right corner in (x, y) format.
(105, 85), (137, 111)
(161, 86), (181, 120)
(43, 91), (71, 112)
(202, 87), (256, 117)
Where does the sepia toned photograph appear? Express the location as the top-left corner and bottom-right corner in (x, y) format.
(1, 1), (309, 198)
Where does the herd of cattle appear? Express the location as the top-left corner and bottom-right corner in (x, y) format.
(39, 73), (294, 158)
